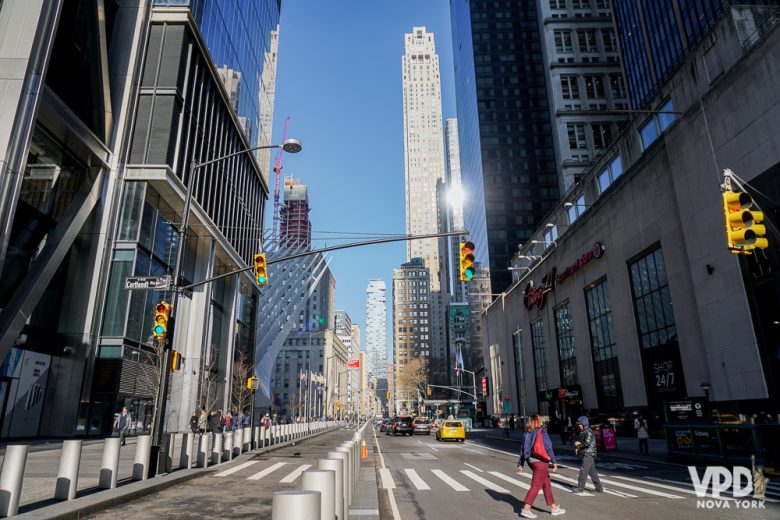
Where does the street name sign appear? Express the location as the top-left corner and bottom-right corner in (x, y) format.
(124, 276), (171, 291)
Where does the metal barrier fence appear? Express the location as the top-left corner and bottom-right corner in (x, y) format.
(664, 423), (780, 471)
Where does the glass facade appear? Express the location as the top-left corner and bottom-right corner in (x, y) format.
(585, 279), (623, 411)
(450, 0), (560, 292)
(555, 303), (577, 388)
(629, 247), (686, 409)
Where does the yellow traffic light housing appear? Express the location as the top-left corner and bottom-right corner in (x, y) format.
(386, 391), (391, 400)
(254, 253), (269, 286)
(723, 190), (768, 254)
(169, 350), (182, 371)
(459, 241), (476, 282)
(152, 301), (171, 339)
(247, 376), (259, 391)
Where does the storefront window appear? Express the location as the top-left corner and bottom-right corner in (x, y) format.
(531, 320), (548, 393)
(585, 279), (624, 412)
(555, 303), (577, 388)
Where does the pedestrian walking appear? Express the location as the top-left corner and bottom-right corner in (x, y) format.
(634, 414), (649, 455)
(198, 408), (207, 434)
(572, 416), (604, 494)
(189, 411), (199, 433)
(225, 411), (233, 431)
(242, 412), (251, 428)
(113, 406), (132, 446)
(516, 413), (566, 518)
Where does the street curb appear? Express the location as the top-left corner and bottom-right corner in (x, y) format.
(480, 433), (685, 469)
(16, 426), (345, 520)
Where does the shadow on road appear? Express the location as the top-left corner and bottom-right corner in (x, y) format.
(485, 488), (532, 516)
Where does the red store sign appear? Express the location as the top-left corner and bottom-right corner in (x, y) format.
(522, 242), (605, 311)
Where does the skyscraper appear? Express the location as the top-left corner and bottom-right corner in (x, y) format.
(444, 118), (466, 304)
(450, 1), (560, 291)
(280, 176), (312, 250)
(365, 279), (387, 386)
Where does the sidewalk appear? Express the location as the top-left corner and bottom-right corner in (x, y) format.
(478, 427), (673, 466)
(350, 432), (380, 520)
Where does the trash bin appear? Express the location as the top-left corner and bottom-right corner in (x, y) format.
(602, 425), (618, 452)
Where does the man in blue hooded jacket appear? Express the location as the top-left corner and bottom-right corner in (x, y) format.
(573, 415), (604, 493)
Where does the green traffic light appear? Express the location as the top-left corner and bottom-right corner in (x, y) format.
(465, 268), (475, 280)
(258, 276), (267, 284)
(153, 325), (165, 335)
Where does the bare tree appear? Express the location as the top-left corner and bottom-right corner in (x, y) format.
(231, 351), (253, 415)
(198, 344), (222, 414)
(396, 357), (429, 407)
(285, 390), (303, 419)
(136, 336), (168, 436)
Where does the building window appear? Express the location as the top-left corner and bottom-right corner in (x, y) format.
(629, 248), (676, 349)
(512, 331), (525, 415)
(543, 225), (558, 248)
(531, 319), (548, 394)
(640, 99), (677, 149)
(601, 28), (617, 52)
(554, 30), (573, 54)
(567, 194), (586, 224)
(585, 279), (623, 411)
(555, 303), (577, 388)
(560, 75), (580, 100)
(584, 75), (605, 99)
(597, 155), (623, 193)
(591, 123), (612, 149)
(567, 123), (587, 150)
(577, 30), (598, 53)
(609, 73), (626, 99)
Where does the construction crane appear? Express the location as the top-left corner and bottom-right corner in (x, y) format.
(272, 117), (290, 244)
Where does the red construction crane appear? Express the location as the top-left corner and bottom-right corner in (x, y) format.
(272, 117), (290, 243)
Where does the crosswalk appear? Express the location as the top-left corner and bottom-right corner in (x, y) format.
(208, 457), (780, 505)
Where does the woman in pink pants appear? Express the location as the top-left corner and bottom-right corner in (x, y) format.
(516, 414), (566, 518)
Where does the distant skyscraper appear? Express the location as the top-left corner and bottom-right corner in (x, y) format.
(365, 280), (387, 383)
(450, 1), (560, 291)
(393, 258), (432, 394)
(444, 118), (466, 304)
(280, 176), (312, 250)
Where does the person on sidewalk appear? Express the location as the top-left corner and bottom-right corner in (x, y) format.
(573, 416), (604, 494)
(198, 408), (207, 434)
(189, 411), (199, 433)
(516, 413), (566, 518)
(634, 414), (650, 455)
(113, 406), (132, 446)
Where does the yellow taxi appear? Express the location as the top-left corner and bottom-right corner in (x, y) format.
(436, 420), (466, 442)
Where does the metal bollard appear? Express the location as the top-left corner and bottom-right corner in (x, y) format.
(55, 440), (82, 500)
(336, 445), (353, 502)
(133, 435), (152, 480)
(319, 458), (344, 520)
(180, 432), (195, 469)
(243, 427), (252, 452)
(99, 437), (121, 489)
(302, 469), (335, 520)
(328, 451), (349, 520)
(233, 429), (242, 457)
(0, 445), (29, 516)
(211, 433), (223, 465)
(272, 490), (320, 520)
(197, 433), (210, 468)
(223, 430), (233, 461)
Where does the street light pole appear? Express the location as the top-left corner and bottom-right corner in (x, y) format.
(149, 139), (301, 474)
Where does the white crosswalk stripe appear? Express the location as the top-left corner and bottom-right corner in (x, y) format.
(513, 468), (585, 495)
(432, 469), (469, 491)
(596, 475), (684, 498)
(542, 470), (636, 497)
(279, 464), (312, 483)
(404, 469), (431, 490)
(488, 471), (531, 491)
(464, 463), (483, 473)
(460, 470), (510, 493)
(214, 461), (259, 477)
(247, 462), (287, 481)
(379, 468), (396, 489)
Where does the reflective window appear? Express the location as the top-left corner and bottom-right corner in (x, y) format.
(555, 303), (577, 387)
(597, 155), (623, 193)
(531, 319), (548, 393)
(629, 248), (676, 349)
(585, 279), (624, 411)
(640, 99), (677, 149)
(567, 194), (586, 224)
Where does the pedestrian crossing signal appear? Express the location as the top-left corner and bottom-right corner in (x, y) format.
(152, 301), (171, 339)
(723, 190), (768, 254)
(254, 253), (269, 286)
(169, 350), (182, 371)
(459, 242), (476, 282)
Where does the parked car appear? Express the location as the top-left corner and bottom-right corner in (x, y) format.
(436, 420), (466, 442)
(412, 417), (432, 435)
(387, 416), (414, 436)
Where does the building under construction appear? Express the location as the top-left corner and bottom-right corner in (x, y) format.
(280, 176), (312, 250)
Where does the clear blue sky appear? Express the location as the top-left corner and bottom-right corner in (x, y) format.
(270, 0), (457, 359)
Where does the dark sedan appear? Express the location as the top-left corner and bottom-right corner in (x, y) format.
(387, 416), (414, 436)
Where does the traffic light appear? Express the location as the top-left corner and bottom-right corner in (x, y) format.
(152, 301), (171, 339)
(169, 350), (182, 371)
(723, 190), (768, 254)
(459, 241), (476, 282)
(426, 386), (432, 397)
(386, 391), (391, 400)
(254, 253), (269, 286)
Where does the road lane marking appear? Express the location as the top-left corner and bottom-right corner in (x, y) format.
(404, 469), (430, 490)
(247, 462), (287, 481)
(595, 476), (684, 498)
(464, 463), (483, 473)
(279, 464), (312, 483)
(460, 470), (510, 493)
(464, 448), (482, 454)
(373, 428), (402, 520)
(417, 440), (439, 451)
(379, 468), (396, 489)
(214, 461), (259, 477)
(432, 469), (469, 491)
(464, 441), (518, 458)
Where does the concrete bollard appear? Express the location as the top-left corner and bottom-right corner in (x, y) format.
(132, 435), (152, 480)
(243, 427), (252, 452)
(0, 445), (29, 516)
(259, 426), (266, 448)
(211, 433), (223, 465)
(233, 429), (242, 457)
(272, 490), (320, 520)
(223, 431), (233, 461)
(328, 451), (349, 519)
(160, 433), (175, 473)
(253, 426), (260, 450)
(336, 446), (353, 503)
(302, 469), (335, 520)
(319, 458), (344, 520)
(197, 434), (210, 468)
(346, 440), (358, 485)
(180, 432), (195, 469)
(99, 437), (121, 489)
(55, 440), (82, 500)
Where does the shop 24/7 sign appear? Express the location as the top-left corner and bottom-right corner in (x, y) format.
(523, 242), (605, 310)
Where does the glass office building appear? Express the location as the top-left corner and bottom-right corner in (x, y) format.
(450, 0), (560, 292)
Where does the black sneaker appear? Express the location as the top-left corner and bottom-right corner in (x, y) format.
(594, 488), (604, 493)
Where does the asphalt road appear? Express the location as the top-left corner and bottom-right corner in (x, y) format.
(373, 427), (779, 520)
